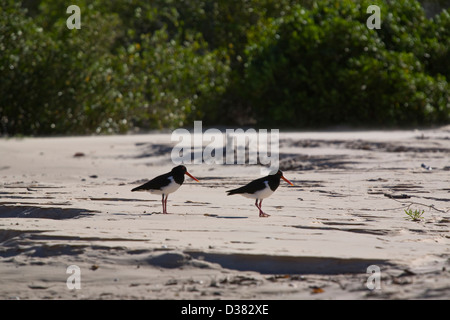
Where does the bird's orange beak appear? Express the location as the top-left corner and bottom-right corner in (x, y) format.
(282, 175), (293, 186)
(185, 171), (199, 182)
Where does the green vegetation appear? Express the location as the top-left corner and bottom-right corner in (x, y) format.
(404, 208), (425, 221)
(1, 0), (449, 135)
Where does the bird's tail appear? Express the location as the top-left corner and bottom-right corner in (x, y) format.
(131, 185), (144, 192)
(226, 188), (242, 196)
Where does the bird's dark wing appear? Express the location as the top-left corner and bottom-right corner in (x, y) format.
(131, 172), (172, 192)
(226, 176), (268, 195)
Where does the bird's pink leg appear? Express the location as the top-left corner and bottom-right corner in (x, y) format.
(164, 195), (169, 214)
(254, 199), (260, 214)
(255, 199), (270, 217)
(161, 194), (166, 214)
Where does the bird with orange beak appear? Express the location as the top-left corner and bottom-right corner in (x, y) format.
(226, 170), (293, 217)
(131, 165), (199, 214)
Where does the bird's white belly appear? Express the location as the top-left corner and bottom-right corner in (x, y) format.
(242, 181), (274, 200)
(149, 177), (181, 195)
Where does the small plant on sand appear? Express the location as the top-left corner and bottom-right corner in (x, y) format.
(404, 208), (424, 221)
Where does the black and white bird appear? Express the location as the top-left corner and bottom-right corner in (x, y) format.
(226, 170), (293, 217)
(131, 165), (199, 214)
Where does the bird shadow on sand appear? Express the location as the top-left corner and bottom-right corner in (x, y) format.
(203, 213), (248, 219)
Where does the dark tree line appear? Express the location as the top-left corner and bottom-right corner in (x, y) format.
(1, 0), (448, 135)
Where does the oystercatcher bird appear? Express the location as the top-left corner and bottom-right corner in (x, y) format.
(131, 165), (199, 214)
(226, 170), (293, 217)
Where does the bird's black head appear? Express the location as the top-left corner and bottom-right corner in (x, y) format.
(172, 165), (199, 182)
(272, 169), (293, 186)
(275, 170), (283, 177)
(172, 165), (187, 174)
(269, 170), (283, 178)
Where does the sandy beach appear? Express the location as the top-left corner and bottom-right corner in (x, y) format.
(0, 127), (449, 300)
